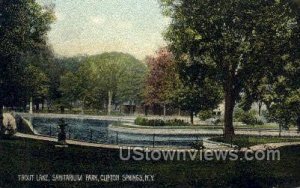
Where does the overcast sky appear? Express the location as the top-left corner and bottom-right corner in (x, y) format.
(40, 0), (170, 60)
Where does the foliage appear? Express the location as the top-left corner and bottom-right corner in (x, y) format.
(59, 52), (146, 113)
(116, 55), (147, 105)
(161, 0), (300, 136)
(171, 80), (223, 122)
(144, 48), (178, 106)
(246, 63), (300, 128)
(134, 117), (191, 126)
(0, 0), (55, 111)
(198, 110), (215, 121)
(59, 60), (97, 110)
(144, 48), (222, 123)
(134, 116), (149, 126)
(234, 109), (263, 125)
(46, 56), (86, 109)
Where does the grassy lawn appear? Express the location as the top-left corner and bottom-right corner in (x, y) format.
(210, 136), (300, 148)
(0, 137), (300, 187)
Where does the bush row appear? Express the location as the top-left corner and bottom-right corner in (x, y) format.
(134, 117), (191, 126)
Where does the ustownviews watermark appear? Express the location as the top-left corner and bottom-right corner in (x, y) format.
(119, 147), (280, 161)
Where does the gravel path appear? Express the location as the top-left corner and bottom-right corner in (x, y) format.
(109, 124), (300, 137)
(15, 132), (234, 150)
(14, 133), (300, 151)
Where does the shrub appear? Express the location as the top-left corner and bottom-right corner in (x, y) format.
(256, 118), (264, 125)
(134, 117), (191, 126)
(134, 116), (148, 126)
(198, 110), (215, 121)
(148, 119), (165, 127)
(234, 109), (261, 125)
(165, 119), (190, 126)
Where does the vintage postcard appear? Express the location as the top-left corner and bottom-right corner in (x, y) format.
(0, 0), (299, 187)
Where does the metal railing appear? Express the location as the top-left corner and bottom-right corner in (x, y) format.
(37, 123), (300, 149)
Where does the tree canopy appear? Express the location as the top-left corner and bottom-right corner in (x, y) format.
(60, 52), (146, 114)
(0, 0), (54, 131)
(161, 0), (300, 136)
(144, 48), (222, 123)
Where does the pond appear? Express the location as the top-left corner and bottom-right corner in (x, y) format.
(30, 117), (206, 148)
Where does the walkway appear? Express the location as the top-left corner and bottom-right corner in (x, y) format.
(15, 132), (120, 150)
(15, 132), (233, 150)
(17, 112), (136, 123)
(15, 132), (300, 152)
(109, 124), (300, 137)
(246, 142), (300, 151)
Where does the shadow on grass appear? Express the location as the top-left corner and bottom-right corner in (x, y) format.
(0, 137), (299, 187)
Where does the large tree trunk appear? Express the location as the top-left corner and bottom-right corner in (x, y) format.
(190, 111), (194, 125)
(107, 91), (112, 115)
(224, 86), (235, 138)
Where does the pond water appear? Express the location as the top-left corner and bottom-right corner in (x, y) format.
(31, 117), (205, 148)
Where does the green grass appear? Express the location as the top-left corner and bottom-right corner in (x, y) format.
(0, 137), (300, 187)
(210, 136), (300, 148)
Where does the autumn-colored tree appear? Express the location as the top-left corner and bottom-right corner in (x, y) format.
(144, 49), (222, 123)
(144, 48), (178, 116)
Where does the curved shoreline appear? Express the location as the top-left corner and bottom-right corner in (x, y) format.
(14, 113), (300, 150)
(109, 124), (300, 137)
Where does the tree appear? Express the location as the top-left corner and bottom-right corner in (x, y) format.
(172, 82), (222, 124)
(144, 48), (222, 123)
(161, 0), (300, 137)
(19, 50), (56, 111)
(239, 1), (300, 133)
(117, 58), (147, 115)
(55, 56), (88, 112)
(60, 52), (145, 115)
(254, 60), (300, 134)
(144, 49), (177, 115)
(87, 52), (144, 115)
(0, 0), (54, 128)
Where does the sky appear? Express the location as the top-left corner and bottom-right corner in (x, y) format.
(39, 0), (170, 60)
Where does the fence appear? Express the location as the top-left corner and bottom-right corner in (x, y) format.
(42, 124), (209, 148)
(39, 123), (300, 149)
